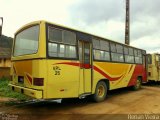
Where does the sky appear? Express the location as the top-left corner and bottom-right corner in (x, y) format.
(0, 0), (159, 53)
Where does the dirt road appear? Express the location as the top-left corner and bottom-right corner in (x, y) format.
(0, 83), (160, 120)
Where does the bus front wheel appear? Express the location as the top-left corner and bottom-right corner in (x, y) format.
(92, 81), (107, 102)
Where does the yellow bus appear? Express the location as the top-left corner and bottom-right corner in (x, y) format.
(9, 20), (147, 102)
(147, 53), (160, 82)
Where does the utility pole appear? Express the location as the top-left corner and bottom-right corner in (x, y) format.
(125, 0), (130, 45)
(0, 17), (3, 36)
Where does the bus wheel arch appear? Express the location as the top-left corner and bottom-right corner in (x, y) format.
(92, 79), (109, 102)
(100, 79), (110, 90)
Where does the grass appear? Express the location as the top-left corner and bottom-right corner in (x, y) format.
(0, 77), (30, 101)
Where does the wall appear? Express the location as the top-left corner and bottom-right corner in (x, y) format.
(0, 58), (11, 79)
(0, 68), (10, 78)
(0, 58), (11, 67)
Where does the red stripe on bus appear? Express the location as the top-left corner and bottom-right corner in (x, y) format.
(54, 62), (80, 67)
(53, 62), (123, 81)
(54, 62), (91, 68)
(127, 65), (147, 86)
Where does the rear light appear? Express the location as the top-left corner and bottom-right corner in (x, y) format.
(33, 78), (44, 86)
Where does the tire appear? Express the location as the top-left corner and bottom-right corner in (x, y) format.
(92, 81), (107, 102)
(132, 78), (141, 90)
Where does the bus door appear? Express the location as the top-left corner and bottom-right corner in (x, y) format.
(143, 54), (147, 71)
(79, 40), (92, 93)
(142, 52), (147, 82)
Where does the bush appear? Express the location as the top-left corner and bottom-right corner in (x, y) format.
(0, 78), (30, 101)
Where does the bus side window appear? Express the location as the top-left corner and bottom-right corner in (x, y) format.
(48, 27), (77, 59)
(111, 43), (124, 62)
(124, 47), (134, 63)
(93, 38), (110, 61)
(134, 49), (142, 64)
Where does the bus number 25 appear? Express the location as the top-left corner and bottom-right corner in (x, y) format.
(53, 66), (61, 75)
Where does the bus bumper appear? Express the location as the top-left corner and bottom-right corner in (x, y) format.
(9, 84), (43, 99)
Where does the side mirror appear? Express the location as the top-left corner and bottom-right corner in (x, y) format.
(0, 17), (3, 36)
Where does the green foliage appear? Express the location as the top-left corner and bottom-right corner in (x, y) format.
(0, 35), (13, 48)
(0, 78), (30, 101)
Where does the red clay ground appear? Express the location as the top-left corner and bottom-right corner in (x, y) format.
(0, 84), (160, 120)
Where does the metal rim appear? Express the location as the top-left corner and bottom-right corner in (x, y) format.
(97, 85), (105, 97)
(136, 79), (141, 89)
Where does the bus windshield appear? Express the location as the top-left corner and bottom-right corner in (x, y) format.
(14, 25), (39, 56)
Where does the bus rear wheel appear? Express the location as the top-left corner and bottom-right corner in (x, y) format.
(92, 81), (107, 102)
(132, 78), (141, 90)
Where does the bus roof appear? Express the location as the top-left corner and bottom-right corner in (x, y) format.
(15, 20), (146, 52)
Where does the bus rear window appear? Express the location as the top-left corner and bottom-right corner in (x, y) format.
(14, 25), (39, 56)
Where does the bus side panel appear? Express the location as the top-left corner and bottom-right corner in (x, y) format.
(46, 60), (79, 99)
(127, 64), (147, 86)
(92, 62), (137, 92)
(92, 62), (146, 93)
(148, 64), (158, 81)
(148, 54), (159, 81)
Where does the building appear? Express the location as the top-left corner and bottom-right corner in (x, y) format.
(0, 35), (12, 78)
